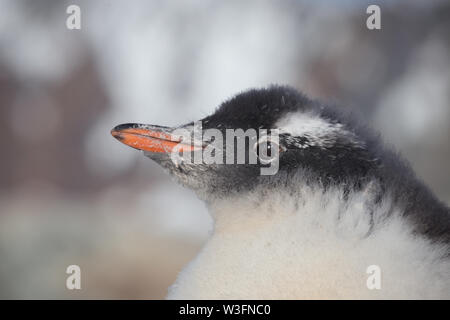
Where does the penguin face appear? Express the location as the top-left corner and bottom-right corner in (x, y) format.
(111, 86), (381, 199)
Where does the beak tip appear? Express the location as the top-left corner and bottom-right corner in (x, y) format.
(110, 126), (124, 141)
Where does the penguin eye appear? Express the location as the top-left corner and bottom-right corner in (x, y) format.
(254, 136), (283, 164)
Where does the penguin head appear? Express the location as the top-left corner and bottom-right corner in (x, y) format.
(111, 86), (381, 200)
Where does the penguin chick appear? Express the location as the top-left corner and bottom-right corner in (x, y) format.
(111, 86), (450, 299)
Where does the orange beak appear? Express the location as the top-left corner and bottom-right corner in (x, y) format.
(111, 123), (200, 153)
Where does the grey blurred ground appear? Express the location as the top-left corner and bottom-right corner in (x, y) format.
(0, 0), (449, 298)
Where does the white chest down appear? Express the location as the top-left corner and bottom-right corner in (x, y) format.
(167, 187), (450, 299)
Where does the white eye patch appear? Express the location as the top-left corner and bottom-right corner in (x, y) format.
(276, 112), (359, 148)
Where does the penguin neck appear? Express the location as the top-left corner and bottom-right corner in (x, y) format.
(206, 180), (385, 240)
(208, 192), (294, 235)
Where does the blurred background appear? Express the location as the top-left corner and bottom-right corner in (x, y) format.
(0, 0), (449, 298)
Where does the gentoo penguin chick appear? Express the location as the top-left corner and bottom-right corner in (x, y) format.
(111, 86), (450, 299)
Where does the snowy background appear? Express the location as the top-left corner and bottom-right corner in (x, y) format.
(0, 0), (449, 298)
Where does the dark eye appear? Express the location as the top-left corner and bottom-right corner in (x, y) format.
(254, 136), (283, 164)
